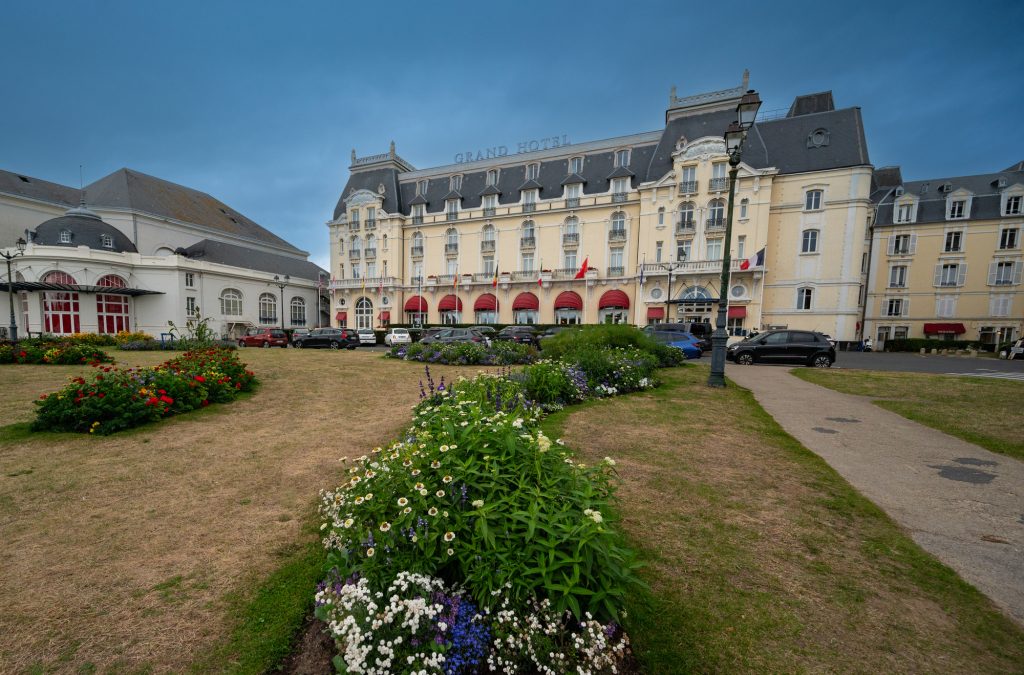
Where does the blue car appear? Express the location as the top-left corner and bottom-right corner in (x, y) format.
(650, 330), (703, 359)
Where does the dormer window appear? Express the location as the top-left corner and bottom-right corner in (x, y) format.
(59, 230), (72, 244)
(614, 149), (630, 167)
(450, 175), (462, 191)
(486, 169), (498, 186)
(417, 179), (428, 195)
(101, 234), (114, 249)
(949, 199), (966, 219)
(1006, 194), (1022, 215)
(895, 203), (914, 224)
(526, 163), (539, 180)
(569, 157), (583, 174)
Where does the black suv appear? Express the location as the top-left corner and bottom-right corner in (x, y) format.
(495, 325), (540, 347)
(293, 327), (360, 350)
(726, 329), (835, 367)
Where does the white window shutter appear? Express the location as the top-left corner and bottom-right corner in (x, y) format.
(933, 264), (943, 286)
(909, 234), (918, 254)
(988, 262), (998, 285)
(1015, 262), (1024, 285)
(887, 235), (896, 256)
(902, 297), (910, 316)
(957, 263), (967, 286)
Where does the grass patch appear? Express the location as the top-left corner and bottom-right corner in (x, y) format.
(545, 367), (1024, 673)
(793, 369), (1024, 461)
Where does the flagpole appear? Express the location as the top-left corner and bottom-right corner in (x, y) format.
(756, 245), (767, 334)
(636, 253), (646, 326)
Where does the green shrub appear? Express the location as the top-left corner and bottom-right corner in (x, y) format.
(522, 359), (588, 405)
(389, 340), (535, 365)
(542, 323), (679, 365)
(0, 341), (113, 365)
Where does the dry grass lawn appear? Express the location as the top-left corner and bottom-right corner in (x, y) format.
(550, 366), (1024, 673)
(0, 349), (477, 673)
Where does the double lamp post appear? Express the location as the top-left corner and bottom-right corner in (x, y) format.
(707, 89), (761, 388)
(273, 274), (290, 331)
(3, 237), (27, 341)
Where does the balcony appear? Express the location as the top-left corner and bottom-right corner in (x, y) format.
(411, 246), (424, 257)
(520, 236), (536, 249)
(639, 260), (744, 275)
(565, 197), (580, 208)
(349, 221), (361, 231)
(511, 270), (536, 281)
(608, 229), (627, 243)
(606, 266), (625, 277)
(446, 212), (459, 221)
(445, 243), (459, 255)
(706, 217), (725, 230)
(437, 274), (456, 285)
(363, 247), (377, 259)
(678, 180), (698, 194)
(481, 240), (496, 253)
(675, 219), (695, 235)
(412, 215), (424, 225)
(522, 202), (537, 213)
(364, 219), (376, 231)
(473, 272), (494, 282)
(349, 249), (361, 260)
(611, 192), (628, 203)
(554, 267), (578, 279)
(483, 207), (496, 217)
(328, 276), (400, 291)
(709, 177), (729, 192)
(562, 232), (579, 247)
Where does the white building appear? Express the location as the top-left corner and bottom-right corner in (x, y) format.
(0, 167), (328, 339)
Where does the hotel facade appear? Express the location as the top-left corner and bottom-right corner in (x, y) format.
(327, 75), (874, 344)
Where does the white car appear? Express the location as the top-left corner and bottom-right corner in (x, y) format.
(356, 328), (377, 345)
(384, 328), (412, 347)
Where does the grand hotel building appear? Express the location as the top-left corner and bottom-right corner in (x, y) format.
(327, 75), (874, 344)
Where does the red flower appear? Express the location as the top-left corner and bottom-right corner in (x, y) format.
(201, 399), (209, 407)
(39, 394), (47, 400)
(194, 375), (206, 383)
(147, 396), (159, 406)
(158, 389), (166, 395)
(159, 395), (174, 405)
(18, 351), (26, 358)
(98, 393), (105, 399)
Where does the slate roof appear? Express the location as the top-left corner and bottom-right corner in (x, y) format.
(33, 208), (138, 253)
(872, 166), (1024, 226)
(1, 167), (303, 254)
(178, 239), (327, 281)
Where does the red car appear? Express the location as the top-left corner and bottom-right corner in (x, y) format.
(238, 328), (289, 348)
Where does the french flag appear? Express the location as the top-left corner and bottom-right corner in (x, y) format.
(740, 247), (765, 271)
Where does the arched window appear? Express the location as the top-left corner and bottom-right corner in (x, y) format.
(355, 296), (373, 330)
(259, 293), (278, 324)
(96, 275), (130, 334)
(41, 271), (80, 334)
(801, 229), (819, 253)
(708, 199), (725, 225)
(365, 234), (376, 256)
(482, 223), (495, 242)
(563, 216), (579, 236)
(610, 211), (626, 233)
(350, 235), (361, 252)
(797, 287), (814, 310)
(522, 220), (535, 240)
(220, 288), (243, 316)
(678, 201), (695, 228)
(290, 297), (306, 326)
(382, 234), (388, 251)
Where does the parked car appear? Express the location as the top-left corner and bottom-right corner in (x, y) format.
(538, 325), (578, 344)
(644, 322), (712, 351)
(238, 327), (289, 348)
(289, 328), (311, 345)
(384, 328), (412, 347)
(495, 325), (540, 347)
(469, 325), (497, 340)
(726, 329), (835, 367)
(357, 328), (377, 345)
(649, 330), (703, 359)
(419, 328), (489, 345)
(419, 327), (446, 342)
(293, 327), (359, 350)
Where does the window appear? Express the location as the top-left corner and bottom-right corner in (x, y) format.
(944, 231), (962, 252)
(563, 251), (577, 270)
(678, 202), (695, 227)
(97, 289), (130, 334)
(706, 238), (722, 260)
(446, 258), (458, 276)
(935, 262), (965, 287)
(220, 288), (243, 316)
(990, 294), (1012, 317)
(483, 256), (495, 276)
(893, 326), (909, 340)
(805, 189), (822, 211)
(565, 183), (581, 201)
(482, 223), (495, 243)
(486, 169), (498, 186)
(366, 262), (377, 278)
(712, 162), (727, 179)
(936, 295), (957, 318)
(514, 309), (538, 325)
(614, 149), (630, 167)
(949, 199), (966, 219)
(351, 235), (361, 253)
(739, 198), (749, 219)
(446, 199), (459, 219)
(801, 229), (819, 253)
(657, 207), (665, 225)
(876, 326), (891, 343)
(609, 248), (623, 272)
(411, 204), (425, 221)
(569, 157), (583, 174)
(611, 211), (626, 233)
(351, 208), (359, 225)
(185, 272), (195, 288)
(290, 297), (306, 326)
(896, 203), (913, 223)
(185, 296), (197, 316)
(352, 264), (361, 279)
(355, 297), (373, 330)
(677, 239), (692, 261)
(889, 233), (915, 255)
(522, 220), (536, 243)
(889, 265), (907, 288)
(521, 253), (534, 272)
(523, 189), (538, 207)
(655, 241), (663, 263)
(446, 228), (458, 247)
(679, 165), (697, 191)
(382, 234), (388, 250)
(526, 163), (539, 180)
(259, 293), (278, 324)
(59, 230), (72, 244)
(999, 228), (1019, 250)
(417, 180), (428, 195)
(42, 271), (81, 334)
(611, 177), (629, 195)
(450, 175), (462, 191)
(482, 193), (498, 211)
(1007, 195), (1022, 215)
(737, 235), (746, 260)
(707, 199), (725, 225)
(411, 231), (424, 256)
(797, 287), (814, 310)
(100, 234), (113, 249)
(886, 298), (905, 316)
(412, 261), (423, 281)
(990, 260), (1020, 285)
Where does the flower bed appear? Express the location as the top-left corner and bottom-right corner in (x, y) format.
(389, 340), (536, 366)
(0, 341), (114, 365)
(316, 348), (672, 672)
(32, 347), (256, 435)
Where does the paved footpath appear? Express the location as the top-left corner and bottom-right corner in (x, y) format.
(726, 365), (1024, 625)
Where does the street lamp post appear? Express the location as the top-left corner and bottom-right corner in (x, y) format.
(3, 238), (27, 341)
(708, 90), (761, 388)
(273, 274), (290, 332)
(658, 258), (686, 323)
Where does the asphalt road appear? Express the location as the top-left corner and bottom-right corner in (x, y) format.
(832, 351), (1024, 377)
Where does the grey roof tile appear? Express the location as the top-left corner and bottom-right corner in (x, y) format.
(561, 173), (586, 185)
(179, 239), (326, 281)
(33, 212), (138, 253)
(873, 166), (1024, 226)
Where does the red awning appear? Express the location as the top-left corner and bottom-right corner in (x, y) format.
(647, 306), (665, 319)
(512, 292), (539, 310)
(554, 291), (583, 310)
(438, 294), (463, 311)
(336, 312), (347, 321)
(379, 311), (391, 321)
(727, 306), (746, 319)
(474, 293), (498, 311)
(923, 322), (966, 334)
(404, 295), (428, 312)
(599, 289), (630, 309)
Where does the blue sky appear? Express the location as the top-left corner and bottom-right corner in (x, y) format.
(2, 0), (1022, 269)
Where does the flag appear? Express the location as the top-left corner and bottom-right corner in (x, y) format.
(360, 274), (365, 292)
(492, 263), (499, 288)
(574, 256), (589, 279)
(453, 271), (459, 289)
(639, 264), (645, 286)
(740, 247), (765, 270)
(378, 276), (384, 295)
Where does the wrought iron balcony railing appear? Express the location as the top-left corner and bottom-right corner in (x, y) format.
(410, 246), (424, 257)
(611, 192), (628, 203)
(678, 180), (697, 194)
(520, 236), (536, 248)
(562, 232), (579, 247)
(706, 217), (725, 230)
(709, 177), (729, 192)
(606, 266), (625, 276)
(608, 229), (627, 242)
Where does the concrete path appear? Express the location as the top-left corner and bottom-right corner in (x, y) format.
(726, 364), (1024, 625)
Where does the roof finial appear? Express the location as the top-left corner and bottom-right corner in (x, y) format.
(669, 84), (677, 106)
(79, 164), (86, 207)
(742, 69), (750, 90)
(351, 148), (357, 163)
(389, 140), (396, 158)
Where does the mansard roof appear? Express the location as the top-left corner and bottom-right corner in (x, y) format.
(34, 206), (138, 253)
(873, 165), (1024, 225)
(178, 239), (327, 281)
